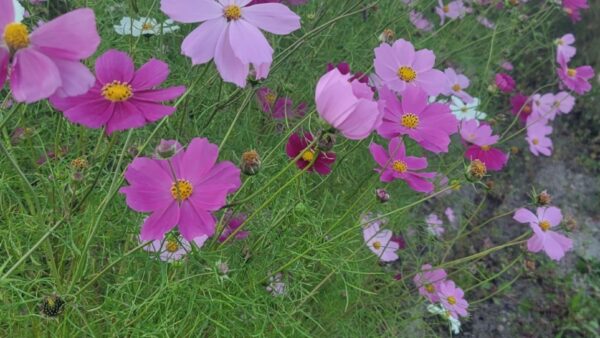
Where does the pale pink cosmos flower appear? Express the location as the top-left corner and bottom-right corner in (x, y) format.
(377, 86), (458, 153)
(551, 91), (576, 116)
(438, 280), (469, 319)
(459, 119), (497, 146)
(476, 16), (495, 29)
(500, 61), (514, 71)
(435, 0), (466, 25)
(0, 1), (100, 102)
(426, 214), (445, 237)
(557, 54), (594, 95)
(556, 34), (576, 63)
(413, 264), (447, 303)
(409, 10), (433, 32)
(374, 39), (447, 96)
(443, 68), (473, 103)
(530, 93), (556, 122)
(513, 206), (573, 261)
(362, 220), (399, 262)
(315, 68), (384, 140)
(369, 137), (436, 193)
(526, 122), (553, 156)
(445, 207), (456, 225)
(161, 0), (301, 87)
(141, 233), (208, 262)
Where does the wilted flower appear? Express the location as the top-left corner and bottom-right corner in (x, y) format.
(375, 188), (390, 203)
(240, 150), (261, 176)
(39, 294), (65, 318)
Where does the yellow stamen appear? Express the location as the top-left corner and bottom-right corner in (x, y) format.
(532, 138), (539, 145)
(567, 68), (577, 77)
(3, 22), (29, 51)
(443, 5), (449, 13)
(301, 149), (315, 162)
(397, 66), (417, 82)
(539, 220), (551, 231)
(373, 241), (382, 250)
(447, 296), (457, 305)
(166, 239), (179, 253)
(170, 179), (193, 201)
(401, 113), (419, 129)
(265, 92), (277, 106)
(224, 5), (242, 21)
(101, 81), (133, 102)
(452, 84), (461, 92)
(481, 145), (491, 151)
(425, 284), (435, 293)
(142, 22), (154, 31)
(392, 160), (408, 173)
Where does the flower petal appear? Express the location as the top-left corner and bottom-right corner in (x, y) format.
(178, 202), (216, 240)
(95, 49), (135, 84)
(10, 49), (61, 103)
(229, 19), (273, 65)
(140, 202), (180, 241)
(182, 18), (227, 65)
(49, 58), (96, 97)
(130, 59), (170, 90)
(242, 3), (301, 35)
(161, 0), (224, 23)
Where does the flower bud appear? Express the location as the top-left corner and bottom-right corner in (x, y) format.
(375, 188), (390, 203)
(154, 140), (182, 159)
(317, 130), (336, 152)
(70, 157), (89, 171)
(536, 190), (551, 206)
(240, 150), (261, 176)
(467, 159), (487, 180)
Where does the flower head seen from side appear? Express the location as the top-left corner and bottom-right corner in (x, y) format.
(286, 132), (336, 175)
(369, 137), (436, 193)
(413, 264), (447, 303)
(315, 68), (383, 140)
(374, 39), (447, 96)
(450, 96), (487, 121)
(362, 219), (399, 262)
(562, 0), (589, 22)
(513, 206), (573, 261)
(256, 87), (305, 121)
(557, 54), (594, 95)
(555, 33), (576, 63)
(526, 122), (553, 156)
(0, 1), (100, 102)
(218, 210), (249, 242)
(443, 68), (473, 103)
(495, 73), (515, 93)
(120, 138), (242, 241)
(50, 50), (186, 135)
(438, 280), (469, 319)
(141, 232), (208, 262)
(114, 17), (180, 36)
(378, 86), (458, 153)
(435, 0), (467, 25)
(161, 0), (301, 87)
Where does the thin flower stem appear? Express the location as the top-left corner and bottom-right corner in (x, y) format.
(218, 90), (254, 150)
(0, 138), (39, 214)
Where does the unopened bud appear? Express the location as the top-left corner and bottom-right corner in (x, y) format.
(537, 190), (551, 206)
(240, 150), (261, 176)
(154, 140), (182, 159)
(375, 188), (390, 203)
(40, 294), (65, 318)
(317, 131), (336, 152)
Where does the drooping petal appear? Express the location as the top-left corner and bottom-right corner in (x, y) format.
(161, 0), (224, 23)
(95, 49), (135, 84)
(140, 203), (180, 241)
(214, 25), (249, 87)
(10, 49), (61, 103)
(182, 18), (227, 65)
(128, 99), (176, 122)
(30, 8), (100, 60)
(242, 3), (301, 34)
(61, 98), (113, 128)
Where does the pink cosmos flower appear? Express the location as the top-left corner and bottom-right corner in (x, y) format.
(435, 0), (466, 25)
(513, 207), (573, 261)
(50, 50), (185, 135)
(562, 0), (588, 22)
(551, 91), (576, 116)
(526, 122), (553, 156)
(369, 137), (436, 193)
(459, 120), (497, 146)
(426, 214), (445, 237)
(445, 207), (456, 224)
(0, 2), (100, 103)
(374, 39), (447, 96)
(477, 15), (495, 29)
(141, 233), (208, 262)
(377, 86), (458, 153)
(256, 87), (306, 120)
(500, 61), (514, 71)
(362, 220), (399, 262)
(161, 0), (301, 87)
(413, 264), (447, 303)
(409, 10), (434, 32)
(557, 54), (594, 95)
(461, 121), (507, 171)
(438, 280), (469, 319)
(120, 138), (241, 241)
(315, 68), (383, 140)
(529, 93), (556, 122)
(556, 34), (576, 63)
(444, 68), (473, 103)
(286, 132), (336, 175)
(510, 93), (533, 123)
(495, 73), (515, 93)
(218, 210), (249, 242)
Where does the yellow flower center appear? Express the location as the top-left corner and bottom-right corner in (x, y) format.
(142, 22), (154, 31)
(265, 92), (277, 106)
(461, 107), (468, 113)
(224, 5), (242, 21)
(170, 179), (193, 201)
(101, 81), (133, 102)
(447, 296), (457, 305)
(539, 220), (551, 231)
(425, 284), (435, 293)
(452, 84), (461, 92)
(481, 145), (491, 151)
(373, 241), (382, 250)
(3, 22), (29, 51)
(392, 160), (408, 173)
(443, 5), (450, 13)
(401, 113), (419, 129)
(301, 149), (315, 162)
(397, 66), (417, 83)
(532, 138), (539, 145)
(567, 68), (577, 77)
(166, 239), (179, 253)
(469, 159), (487, 179)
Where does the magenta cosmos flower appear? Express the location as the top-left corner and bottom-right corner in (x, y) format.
(526, 122), (553, 156)
(161, 0), (300, 87)
(374, 39), (447, 96)
(556, 34), (576, 63)
(120, 138), (241, 241)
(438, 280), (469, 319)
(0, 1), (100, 103)
(256, 87), (306, 120)
(362, 220), (399, 262)
(562, 0), (588, 22)
(557, 54), (594, 95)
(369, 137), (436, 193)
(461, 120), (507, 171)
(378, 86), (458, 153)
(495, 73), (515, 93)
(513, 207), (573, 261)
(286, 132), (336, 175)
(413, 264), (447, 303)
(510, 93), (533, 123)
(50, 50), (185, 135)
(316, 68), (383, 140)
(444, 68), (473, 103)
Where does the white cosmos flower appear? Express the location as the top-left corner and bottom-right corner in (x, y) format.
(450, 96), (487, 121)
(114, 17), (180, 37)
(427, 304), (462, 334)
(13, 0), (25, 23)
